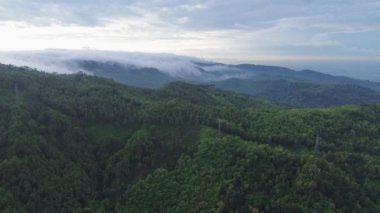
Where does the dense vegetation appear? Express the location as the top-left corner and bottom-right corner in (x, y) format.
(0, 64), (379, 212)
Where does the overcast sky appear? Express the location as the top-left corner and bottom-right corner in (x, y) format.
(0, 0), (379, 75)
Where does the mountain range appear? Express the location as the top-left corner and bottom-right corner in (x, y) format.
(1, 49), (380, 107)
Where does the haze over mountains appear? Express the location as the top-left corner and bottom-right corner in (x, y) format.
(0, 49), (378, 82)
(1, 49), (380, 108)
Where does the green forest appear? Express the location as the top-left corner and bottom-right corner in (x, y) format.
(0, 64), (379, 212)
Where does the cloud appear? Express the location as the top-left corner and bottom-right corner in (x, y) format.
(0, 49), (212, 77)
(179, 3), (209, 11)
(0, 16), (242, 62)
(0, 0), (379, 65)
(177, 17), (190, 24)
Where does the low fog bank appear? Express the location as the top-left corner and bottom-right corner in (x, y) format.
(1, 49), (378, 83)
(0, 49), (219, 77)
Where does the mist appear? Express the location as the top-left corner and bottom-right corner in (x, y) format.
(1, 49), (379, 83)
(0, 49), (213, 77)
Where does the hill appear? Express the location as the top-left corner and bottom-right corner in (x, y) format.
(0, 64), (379, 212)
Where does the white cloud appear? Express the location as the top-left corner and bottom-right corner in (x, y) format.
(0, 16), (242, 62)
(177, 17), (190, 24)
(179, 3), (209, 11)
(0, 49), (215, 78)
(0, 0), (379, 64)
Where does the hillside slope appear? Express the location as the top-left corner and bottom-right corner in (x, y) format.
(0, 64), (379, 212)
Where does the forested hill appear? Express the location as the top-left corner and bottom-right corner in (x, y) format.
(0, 64), (379, 212)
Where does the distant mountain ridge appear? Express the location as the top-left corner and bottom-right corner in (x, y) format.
(213, 79), (380, 108)
(1, 49), (380, 107)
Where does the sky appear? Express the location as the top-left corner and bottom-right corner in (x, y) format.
(0, 0), (379, 77)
